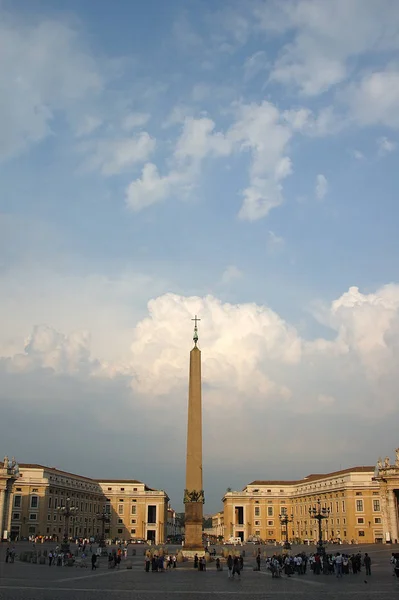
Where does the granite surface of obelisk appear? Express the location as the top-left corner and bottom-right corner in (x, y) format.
(183, 316), (204, 553)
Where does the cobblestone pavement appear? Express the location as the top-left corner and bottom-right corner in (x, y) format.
(1, 543), (398, 599)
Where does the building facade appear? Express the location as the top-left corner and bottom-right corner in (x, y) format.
(98, 479), (169, 544)
(223, 466), (386, 545)
(0, 461), (168, 544)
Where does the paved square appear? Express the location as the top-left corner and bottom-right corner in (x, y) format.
(1, 543), (399, 599)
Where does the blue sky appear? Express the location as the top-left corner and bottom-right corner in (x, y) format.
(1, 0), (399, 512)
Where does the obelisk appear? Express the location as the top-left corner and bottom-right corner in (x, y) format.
(183, 315), (204, 552)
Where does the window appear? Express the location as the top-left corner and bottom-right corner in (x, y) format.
(357, 517), (364, 524)
(267, 507), (273, 516)
(108, 487), (112, 491)
(29, 513), (37, 520)
(130, 528), (136, 534)
(254, 520), (260, 526)
(14, 496), (21, 508)
(117, 528), (123, 534)
(32, 488), (38, 492)
(255, 530), (260, 536)
(356, 500), (363, 512)
(131, 519), (136, 524)
(118, 504), (124, 515)
(342, 500), (345, 512)
(280, 507), (287, 515)
(358, 530), (365, 537)
(118, 519), (123, 524)
(133, 488), (137, 491)
(16, 488), (22, 492)
(268, 530), (274, 535)
(336, 518), (340, 525)
(48, 498), (52, 508)
(121, 488), (125, 491)
(132, 499), (137, 503)
(131, 506), (137, 515)
(254, 506), (260, 517)
(374, 517), (382, 524)
(119, 499), (124, 502)
(267, 489), (271, 493)
(47, 514), (51, 521)
(267, 520), (273, 526)
(336, 502), (339, 512)
(53, 515), (57, 521)
(13, 513), (20, 520)
(355, 492), (362, 496)
(30, 496), (38, 509)
(373, 500), (380, 512)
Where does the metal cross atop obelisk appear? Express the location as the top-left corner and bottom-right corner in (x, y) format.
(191, 315), (201, 346)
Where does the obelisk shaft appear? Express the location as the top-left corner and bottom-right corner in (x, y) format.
(184, 345), (204, 549)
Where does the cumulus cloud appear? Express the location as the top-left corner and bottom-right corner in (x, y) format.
(315, 174), (328, 200)
(2, 282), (399, 506)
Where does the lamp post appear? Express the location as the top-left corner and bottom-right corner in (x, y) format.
(279, 513), (293, 550)
(57, 498), (78, 553)
(308, 499), (330, 555)
(97, 508), (110, 551)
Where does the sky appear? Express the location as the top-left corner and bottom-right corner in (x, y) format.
(1, 0), (399, 513)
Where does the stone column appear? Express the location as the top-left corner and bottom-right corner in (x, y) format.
(0, 488), (5, 540)
(388, 489), (399, 543)
(184, 343), (204, 551)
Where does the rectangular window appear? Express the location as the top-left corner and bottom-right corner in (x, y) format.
(373, 500), (380, 512)
(355, 492), (362, 496)
(29, 513), (37, 520)
(254, 520), (260, 526)
(118, 504), (124, 515)
(48, 498), (52, 508)
(14, 495), (22, 508)
(53, 515), (57, 521)
(268, 530), (274, 535)
(117, 528), (123, 534)
(254, 506), (260, 517)
(342, 500), (345, 512)
(30, 496), (38, 509)
(267, 507), (273, 516)
(47, 514), (51, 521)
(358, 530), (365, 537)
(357, 517), (364, 524)
(280, 507), (287, 515)
(13, 513), (20, 520)
(267, 520), (273, 526)
(147, 505), (157, 524)
(131, 505), (137, 515)
(356, 500), (363, 512)
(336, 501), (339, 512)
(374, 517), (382, 524)
(130, 528), (136, 534)
(118, 518), (123, 524)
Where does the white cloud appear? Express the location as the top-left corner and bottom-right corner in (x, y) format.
(243, 50), (268, 80)
(83, 132), (156, 176)
(126, 117), (231, 211)
(0, 12), (103, 160)
(377, 136), (397, 156)
(257, 0), (399, 96)
(229, 101), (293, 220)
(351, 149), (365, 160)
(122, 112), (150, 131)
(221, 265), (242, 285)
(125, 163), (186, 211)
(268, 231), (285, 251)
(315, 174), (328, 200)
(344, 68), (399, 128)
